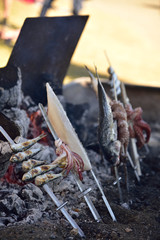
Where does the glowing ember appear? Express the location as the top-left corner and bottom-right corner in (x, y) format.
(2, 164), (25, 186)
(27, 110), (52, 146)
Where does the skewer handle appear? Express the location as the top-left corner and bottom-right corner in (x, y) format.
(130, 139), (142, 176)
(127, 151), (140, 181)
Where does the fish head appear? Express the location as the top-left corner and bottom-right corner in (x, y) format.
(107, 140), (121, 166)
(22, 171), (33, 181)
(10, 155), (19, 163)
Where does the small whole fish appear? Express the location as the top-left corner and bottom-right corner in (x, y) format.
(22, 159), (45, 172)
(35, 172), (63, 186)
(22, 164), (57, 181)
(10, 148), (42, 163)
(10, 133), (46, 153)
(97, 78), (121, 166)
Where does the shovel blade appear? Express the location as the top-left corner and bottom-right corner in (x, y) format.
(7, 16), (89, 104)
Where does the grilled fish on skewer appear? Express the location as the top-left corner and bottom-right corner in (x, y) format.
(10, 148), (42, 163)
(10, 133), (46, 153)
(97, 78), (121, 166)
(97, 66), (126, 203)
(22, 164), (61, 181)
(35, 172), (64, 186)
(22, 159), (45, 172)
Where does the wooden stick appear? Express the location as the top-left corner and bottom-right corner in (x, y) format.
(120, 82), (142, 177)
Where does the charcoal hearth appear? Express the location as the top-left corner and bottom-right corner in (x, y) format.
(0, 70), (160, 240)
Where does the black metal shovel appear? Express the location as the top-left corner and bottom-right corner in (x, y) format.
(1, 15), (88, 104)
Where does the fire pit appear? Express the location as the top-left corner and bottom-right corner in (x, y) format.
(0, 70), (160, 239)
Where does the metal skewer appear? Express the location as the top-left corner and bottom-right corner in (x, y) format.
(114, 166), (123, 204)
(127, 151), (140, 182)
(130, 138), (142, 176)
(84, 67), (118, 220)
(90, 169), (117, 221)
(0, 126), (15, 144)
(98, 64), (124, 204)
(120, 82), (142, 177)
(39, 103), (101, 222)
(0, 126), (85, 238)
(39, 105), (57, 140)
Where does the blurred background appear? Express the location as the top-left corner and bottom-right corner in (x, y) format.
(0, 0), (160, 87)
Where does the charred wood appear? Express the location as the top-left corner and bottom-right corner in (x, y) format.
(0, 66), (23, 111)
(0, 141), (12, 178)
(2, 108), (30, 138)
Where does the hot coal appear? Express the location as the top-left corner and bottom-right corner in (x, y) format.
(2, 108), (30, 138)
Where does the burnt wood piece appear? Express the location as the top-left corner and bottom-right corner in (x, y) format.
(7, 16), (89, 104)
(0, 141), (12, 178)
(0, 112), (20, 142)
(0, 66), (19, 89)
(0, 113), (20, 178)
(0, 66), (22, 111)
